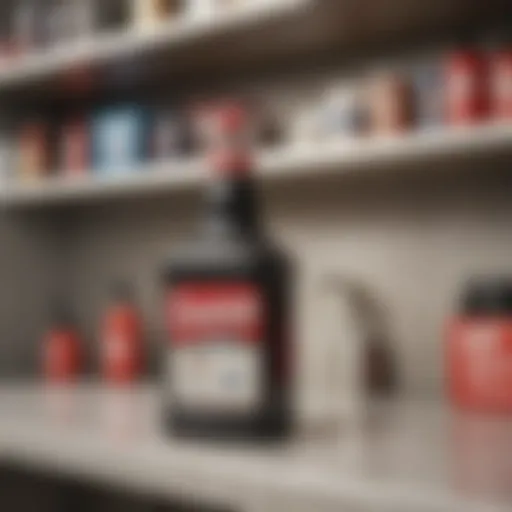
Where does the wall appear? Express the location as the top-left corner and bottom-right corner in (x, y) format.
(56, 160), (512, 400)
(2, 46), (512, 399)
(0, 212), (61, 378)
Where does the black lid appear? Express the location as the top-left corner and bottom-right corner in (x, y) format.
(461, 277), (512, 316)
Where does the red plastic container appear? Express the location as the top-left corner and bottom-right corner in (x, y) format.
(61, 116), (89, 175)
(101, 284), (144, 385)
(490, 48), (512, 120)
(445, 50), (489, 125)
(43, 319), (82, 384)
(447, 280), (512, 413)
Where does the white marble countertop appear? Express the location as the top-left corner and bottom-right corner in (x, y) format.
(0, 384), (510, 512)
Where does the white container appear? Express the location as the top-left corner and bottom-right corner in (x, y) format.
(318, 83), (363, 141)
(132, 0), (180, 30)
(184, 0), (217, 21)
(185, 0), (245, 21)
(300, 274), (392, 432)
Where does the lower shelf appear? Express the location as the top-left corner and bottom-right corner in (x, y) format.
(0, 384), (510, 512)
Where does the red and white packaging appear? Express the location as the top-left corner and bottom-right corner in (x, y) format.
(168, 283), (264, 412)
(445, 50), (489, 126)
(489, 48), (512, 120)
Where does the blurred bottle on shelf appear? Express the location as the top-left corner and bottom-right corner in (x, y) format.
(92, 104), (151, 176)
(18, 120), (51, 182)
(164, 102), (293, 440)
(43, 0), (97, 47)
(60, 115), (90, 176)
(96, 0), (129, 32)
(152, 104), (191, 159)
(447, 278), (512, 413)
(366, 71), (413, 136)
(101, 282), (144, 385)
(190, 98), (278, 154)
(489, 43), (512, 120)
(189, 101), (220, 154)
(43, 305), (82, 384)
(132, 0), (184, 30)
(412, 56), (444, 130)
(185, 0), (247, 21)
(12, 0), (44, 54)
(445, 48), (489, 126)
(318, 83), (364, 141)
(185, 0), (219, 20)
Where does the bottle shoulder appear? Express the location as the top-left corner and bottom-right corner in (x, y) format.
(165, 234), (291, 281)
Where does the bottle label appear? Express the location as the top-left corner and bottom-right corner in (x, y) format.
(167, 283), (263, 413)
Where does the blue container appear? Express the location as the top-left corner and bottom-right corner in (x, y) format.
(91, 105), (151, 176)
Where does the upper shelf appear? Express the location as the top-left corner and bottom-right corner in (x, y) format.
(0, 0), (506, 100)
(0, 0), (311, 97)
(3, 122), (512, 209)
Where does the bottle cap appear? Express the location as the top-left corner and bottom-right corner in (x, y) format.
(209, 101), (252, 175)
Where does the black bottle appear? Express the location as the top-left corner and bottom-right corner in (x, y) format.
(163, 104), (293, 441)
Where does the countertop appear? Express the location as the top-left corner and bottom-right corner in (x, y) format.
(0, 384), (511, 512)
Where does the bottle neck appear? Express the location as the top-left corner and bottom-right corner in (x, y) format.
(202, 173), (260, 239)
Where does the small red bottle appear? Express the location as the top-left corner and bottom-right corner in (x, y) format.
(43, 307), (82, 384)
(61, 115), (89, 176)
(101, 283), (144, 385)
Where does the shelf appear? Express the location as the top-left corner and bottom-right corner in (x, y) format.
(0, 0), (505, 101)
(0, 0), (311, 97)
(3, 122), (512, 209)
(2, 158), (204, 208)
(0, 384), (510, 512)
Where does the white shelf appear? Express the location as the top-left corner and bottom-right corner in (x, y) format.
(0, 384), (510, 512)
(0, 0), (500, 99)
(2, 158), (204, 207)
(3, 123), (512, 209)
(0, 0), (311, 93)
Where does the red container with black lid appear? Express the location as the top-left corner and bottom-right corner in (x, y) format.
(447, 278), (512, 413)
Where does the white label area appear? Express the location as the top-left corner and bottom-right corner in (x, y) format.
(170, 342), (261, 413)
